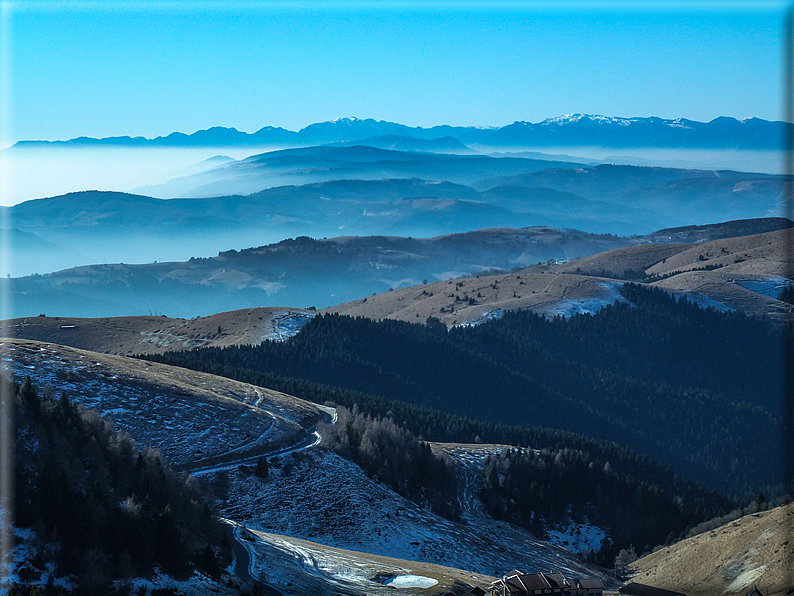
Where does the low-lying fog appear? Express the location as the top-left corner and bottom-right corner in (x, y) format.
(0, 145), (787, 207)
(0, 146), (280, 206)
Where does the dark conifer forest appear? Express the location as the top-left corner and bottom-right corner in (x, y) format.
(9, 377), (228, 594)
(146, 284), (787, 499)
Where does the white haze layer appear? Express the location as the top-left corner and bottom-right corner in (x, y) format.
(0, 145), (787, 207)
(480, 146), (787, 176)
(0, 146), (279, 207)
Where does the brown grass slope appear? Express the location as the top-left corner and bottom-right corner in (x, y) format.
(5, 306), (311, 356)
(644, 228), (792, 278)
(329, 228), (792, 326)
(632, 503), (794, 596)
(324, 271), (622, 327)
(554, 243), (692, 278)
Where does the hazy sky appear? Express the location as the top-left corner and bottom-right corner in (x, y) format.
(0, 1), (788, 144)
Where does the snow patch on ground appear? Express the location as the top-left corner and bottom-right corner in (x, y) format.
(2, 343), (303, 469)
(734, 277), (789, 299)
(723, 565), (766, 594)
(259, 310), (316, 342)
(675, 292), (734, 312)
(539, 281), (628, 319)
(456, 309), (503, 328)
(213, 449), (606, 581)
(546, 518), (609, 555)
(384, 574), (438, 588)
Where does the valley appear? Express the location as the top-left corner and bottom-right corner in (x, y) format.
(2, 124), (792, 596)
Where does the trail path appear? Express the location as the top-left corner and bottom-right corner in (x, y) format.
(218, 405), (337, 588)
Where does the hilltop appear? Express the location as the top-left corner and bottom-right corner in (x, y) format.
(6, 307), (314, 356)
(328, 227), (794, 325)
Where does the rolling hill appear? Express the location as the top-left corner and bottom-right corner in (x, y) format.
(329, 227), (794, 325)
(2, 226), (634, 318)
(2, 339), (321, 469)
(7, 217), (791, 321)
(5, 307), (314, 356)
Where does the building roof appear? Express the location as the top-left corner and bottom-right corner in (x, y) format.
(619, 582), (687, 596)
(543, 573), (568, 589)
(498, 570), (605, 595)
(515, 573), (553, 591)
(579, 578), (605, 590)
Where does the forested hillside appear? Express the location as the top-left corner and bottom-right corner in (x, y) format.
(143, 352), (734, 567)
(145, 284), (786, 498)
(8, 377), (228, 593)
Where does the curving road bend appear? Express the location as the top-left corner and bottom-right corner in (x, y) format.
(215, 405), (337, 590)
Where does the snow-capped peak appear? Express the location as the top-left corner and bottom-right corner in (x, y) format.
(539, 114), (633, 126)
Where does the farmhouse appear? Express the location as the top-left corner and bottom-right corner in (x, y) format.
(490, 571), (604, 596)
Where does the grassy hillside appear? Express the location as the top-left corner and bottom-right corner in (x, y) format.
(6, 307), (314, 356)
(632, 502), (794, 596)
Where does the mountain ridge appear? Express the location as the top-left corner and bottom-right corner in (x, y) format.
(12, 114), (791, 150)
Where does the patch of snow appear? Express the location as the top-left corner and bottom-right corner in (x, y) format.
(259, 310), (316, 342)
(546, 517), (609, 555)
(384, 574), (439, 588)
(675, 292), (734, 312)
(734, 277), (789, 299)
(540, 282), (628, 319)
(456, 309), (503, 328)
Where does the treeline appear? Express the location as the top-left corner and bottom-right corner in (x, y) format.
(142, 335), (736, 560)
(10, 376), (228, 594)
(478, 446), (729, 567)
(140, 351), (728, 515)
(144, 283), (787, 496)
(320, 405), (460, 520)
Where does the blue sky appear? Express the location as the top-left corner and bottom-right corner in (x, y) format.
(0, 1), (788, 143)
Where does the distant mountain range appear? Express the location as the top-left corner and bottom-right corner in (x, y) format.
(13, 115), (790, 150)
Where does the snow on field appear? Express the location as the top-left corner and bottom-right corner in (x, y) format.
(1, 342), (304, 469)
(259, 310), (316, 342)
(537, 281), (628, 319)
(212, 448), (606, 582)
(546, 518), (609, 556)
(243, 526), (491, 596)
(384, 574), (438, 588)
(734, 276), (789, 299)
(456, 309), (503, 328)
(673, 292), (734, 312)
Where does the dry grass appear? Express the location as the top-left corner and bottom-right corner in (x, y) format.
(632, 503), (794, 596)
(324, 272), (622, 327)
(248, 527), (498, 595)
(555, 244), (691, 278)
(5, 307), (312, 356)
(328, 229), (794, 325)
